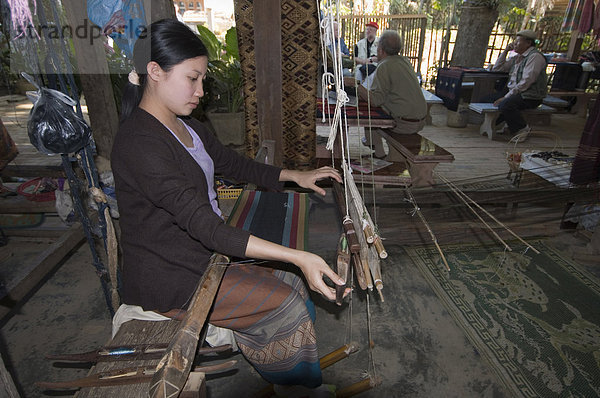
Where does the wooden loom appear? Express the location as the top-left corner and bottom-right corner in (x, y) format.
(55, 2), (382, 395)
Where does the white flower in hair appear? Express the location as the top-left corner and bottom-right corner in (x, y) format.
(128, 70), (140, 86)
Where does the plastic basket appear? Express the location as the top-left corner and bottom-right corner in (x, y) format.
(217, 188), (243, 200)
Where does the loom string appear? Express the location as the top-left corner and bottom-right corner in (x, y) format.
(435, 171), (540, 254)
(404, 187), (451, 271)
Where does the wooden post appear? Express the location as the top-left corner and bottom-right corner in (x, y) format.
(567, 30), (583, 62)
(253, 0), (283, 167)
(62, 0), (119, 160)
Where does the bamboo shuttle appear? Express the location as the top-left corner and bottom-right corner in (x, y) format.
(346, 173), (387, 258)
(335, 233), (350, 306)
(368, 244), (384, 302)
(332, 180), (360, 253)
(349, 195), (373, 290)
(362, 221), (375, 244)
(361, 248), (373, 290)
(320, 342), (360, 369)
(336, 376), (381, 398)
(373, 235), (387, 259)
(348, 198), (373, 290)
(352, 253), (368, 290)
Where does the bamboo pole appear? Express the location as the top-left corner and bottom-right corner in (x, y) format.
(348, 194), (373, 290)
(332, 180), (360, 254)
(320, 342), (360, 369)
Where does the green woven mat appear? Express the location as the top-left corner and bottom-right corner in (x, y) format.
(405, 241), (600, 397)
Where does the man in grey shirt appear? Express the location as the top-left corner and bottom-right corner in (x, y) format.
(492, 29), (547, 141)
(352, 30), (427, 158)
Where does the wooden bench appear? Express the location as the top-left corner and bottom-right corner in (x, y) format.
(542, 95), (570, 109)
(548, 90), (597, 117)
(421, 88), (443, 125)
(375, 130), (454, 187)
(468, 102), (556, 140)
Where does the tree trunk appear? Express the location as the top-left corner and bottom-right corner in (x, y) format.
(450, 4), (499, 68)
(142, 0), (175, 24)
(62, 0), (119, 160)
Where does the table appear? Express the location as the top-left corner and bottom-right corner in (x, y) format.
(436, 67), (508, 110)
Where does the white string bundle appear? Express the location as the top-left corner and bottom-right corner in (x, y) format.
(317, 1), (385, 290)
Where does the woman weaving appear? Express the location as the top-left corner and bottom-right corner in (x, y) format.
(111, 19), (345, 397)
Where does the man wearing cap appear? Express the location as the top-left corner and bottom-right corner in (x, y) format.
(350, 30), (427, 158)
(354, 21), (379, 82)
(491, 29), (547, 141)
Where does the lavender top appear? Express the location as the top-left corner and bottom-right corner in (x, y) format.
(166, 119), (222, 218)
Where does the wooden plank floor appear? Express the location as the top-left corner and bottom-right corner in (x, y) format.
(2, 94), (587, 184)
(2, 95), (598, 397)
(318, 102), (586, 187)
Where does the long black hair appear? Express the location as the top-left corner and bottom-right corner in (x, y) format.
(120, 19), (209, 122)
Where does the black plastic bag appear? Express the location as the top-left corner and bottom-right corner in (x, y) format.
(23, 73), (91, 155)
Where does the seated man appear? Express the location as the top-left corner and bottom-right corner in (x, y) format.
(352, 30), (427, 158)
(491, 29), (547, 141)
(354, 21), (379, 82)
(326, 21), (353, 77)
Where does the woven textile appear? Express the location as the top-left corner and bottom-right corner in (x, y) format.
(235, 0), (318, 169)
(210, 189), (319, 386)
(234, 0), (259, 157)
(435, 68), (464, 111)
(406, 241), (600, 398)
(280, 0), (318, 169)
(227, 190), (309, 250)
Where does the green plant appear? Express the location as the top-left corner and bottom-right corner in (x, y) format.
(196, 25), (243, 113)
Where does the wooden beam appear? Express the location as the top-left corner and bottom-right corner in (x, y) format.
(253, 0), (283, 166)
(180, 372), (206, 398)
(148, 254), (228, 398)
(0, 223), (85, 321)
(566, 30), (583, 62)
(0, 195), (56, 213)
(1, 164), (66, 178)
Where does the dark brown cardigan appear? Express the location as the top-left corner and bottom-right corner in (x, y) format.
(111, 108), (283, 312)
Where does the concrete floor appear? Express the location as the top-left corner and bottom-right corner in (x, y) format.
(1, 94), (598, 397)
(2, 191), (513, 398)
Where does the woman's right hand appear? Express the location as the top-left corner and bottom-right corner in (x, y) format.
(245, 235), (350, 302)
(294, 251), (348, 302)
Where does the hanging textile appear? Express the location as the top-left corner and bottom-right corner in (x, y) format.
(562, 0), (584, 32)
(569, 92), (600, 185)
(593, 0), (600, 41)
(234, 0), (318, 168)
(578, 0), (595, 33)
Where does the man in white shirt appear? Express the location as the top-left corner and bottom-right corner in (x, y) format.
(492, 29), (547, 141)
(354, 21), (379, 82)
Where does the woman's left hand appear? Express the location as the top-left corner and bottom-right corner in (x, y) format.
(281, 167), (342, 196)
